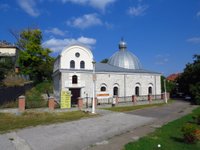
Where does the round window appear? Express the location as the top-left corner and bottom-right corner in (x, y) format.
(75, 52), (80, 57)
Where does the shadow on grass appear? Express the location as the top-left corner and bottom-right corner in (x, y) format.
(170, 136), (184, 143)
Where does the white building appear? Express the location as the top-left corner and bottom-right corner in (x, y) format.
(53, 40), (161, 105)
(0, 41), (19, 64)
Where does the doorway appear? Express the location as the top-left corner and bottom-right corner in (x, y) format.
(69, 88), (81, 106)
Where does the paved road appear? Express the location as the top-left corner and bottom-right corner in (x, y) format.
(88, 100), (198, 150)
(0, 100), (197, 150)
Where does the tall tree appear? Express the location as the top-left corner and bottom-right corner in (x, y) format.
(16, 29), (54, 83)
(177, 55), (200, 104)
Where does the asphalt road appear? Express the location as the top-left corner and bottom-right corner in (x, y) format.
(88, 100), (198, 150)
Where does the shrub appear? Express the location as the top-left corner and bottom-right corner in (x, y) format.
(192, 114), (200, 125)
(25, 82), (52, 108)
(181, 123), (200, 144)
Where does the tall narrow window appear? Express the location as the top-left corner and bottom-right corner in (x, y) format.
(135, 86), (139, 96)
(113, 87), (118, 96)
(72, 75), (78, 84)
(148, 87), (152, 95)
(80, 61), (85, 69)
(70, 60), (75, 69)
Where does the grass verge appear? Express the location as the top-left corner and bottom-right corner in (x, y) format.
(103, 103), (165, 112)
(0, 111), (94, 134)
(124, 106), (200, 150)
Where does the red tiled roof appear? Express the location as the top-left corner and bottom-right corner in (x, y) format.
(167, 73), (181, 81)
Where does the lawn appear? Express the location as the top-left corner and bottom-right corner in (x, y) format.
(0, 111), (94, 134)
(124, 106), (200, 150)
(103, 103), (166, 112)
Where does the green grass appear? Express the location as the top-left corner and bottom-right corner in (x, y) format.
(124, 107), (200, 150)
(103, 103), (166, 112)
(0, 111), (94, 134)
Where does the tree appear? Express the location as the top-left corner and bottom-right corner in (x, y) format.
(177, 55), (200, 104)
(16, 29), (54, 83)
(0, 57), (14, 85)
(161, 76), (176, 93)
(100, 58), (109, 63)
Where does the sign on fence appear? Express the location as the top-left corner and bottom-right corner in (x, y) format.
(60, 90), (71, 109)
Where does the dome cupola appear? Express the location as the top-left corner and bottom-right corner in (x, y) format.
(108, 39), (142, 70)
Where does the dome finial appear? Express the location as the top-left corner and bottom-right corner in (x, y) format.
(119, 38), (127, 51)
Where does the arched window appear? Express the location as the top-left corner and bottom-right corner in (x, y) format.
(101, 86), (106, 91)
(135, 86), (140, 96)
(113, 87), (118, 96)
(72, 75), (78, 84)
(70, 60), (75, 69)
(148, 87), (152, 95)
(80, 61), (85, 69)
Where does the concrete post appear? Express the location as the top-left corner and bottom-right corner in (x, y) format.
(132, 95), (136, 104)
(95, 98), (98, 107)
(161, 93), (164, 99)
(115, 96), (119, 105)
(18, 95), (25, 112)
(148, 95), (152, 104)
(78, 97), (83, 110)
(48, 96), (55, 111)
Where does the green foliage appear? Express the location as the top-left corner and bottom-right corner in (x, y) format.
(178, 55), (200, 104)
(25, 82), (53, 108)
(100, 58), (109, 63)
(190, 83), (200, 105)
(181, 123), (200, 144)
(0, 57), (14, 85)
(17, 29), (54, 83)
(161, 76), (176, 93)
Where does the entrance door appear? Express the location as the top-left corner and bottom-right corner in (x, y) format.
(69, 88), (81, 106)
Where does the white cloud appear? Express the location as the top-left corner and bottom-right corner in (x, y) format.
(155, 54), (169, 65)
(0, 3), (10, 11)
(197, 11), (200, 17)
(62, 0), (116, 10)
(67, 13), (102, 29)
(45, 28), (67, 36)
(17, 0), (40, 17)
(43, 36), (96, 52)
(187, 37), (200, 44)
(128, 5), (148, 16)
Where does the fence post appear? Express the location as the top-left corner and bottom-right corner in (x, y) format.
(148, 95), (152, 104)
(132, 95), (136, 104)
(18, 95), (25, 112)
(48, 96), (55, 111)
(95, 98), (98, 107)
(78, 97), (83, 110)
(115, 96), (119, 105)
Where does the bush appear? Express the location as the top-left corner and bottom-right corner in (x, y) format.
(181, 123), (200, 144)
(25, 82), (52, 108)
(192, 114), (200, 125)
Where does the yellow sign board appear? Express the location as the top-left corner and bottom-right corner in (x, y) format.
(60, 91), (71, 109)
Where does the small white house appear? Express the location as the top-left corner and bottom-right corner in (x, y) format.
(0, 41), (19, 66)
(53, 40), (161, 105)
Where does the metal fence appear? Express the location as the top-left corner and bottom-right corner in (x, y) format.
(82, 94), (164, 108)
(0, 83), (33, 105)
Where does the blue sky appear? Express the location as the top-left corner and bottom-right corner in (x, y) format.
(0, 0), (200, 76)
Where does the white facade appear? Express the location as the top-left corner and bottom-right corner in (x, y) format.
(0, 47), (17, 56)
(53, 43), (161, 104)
